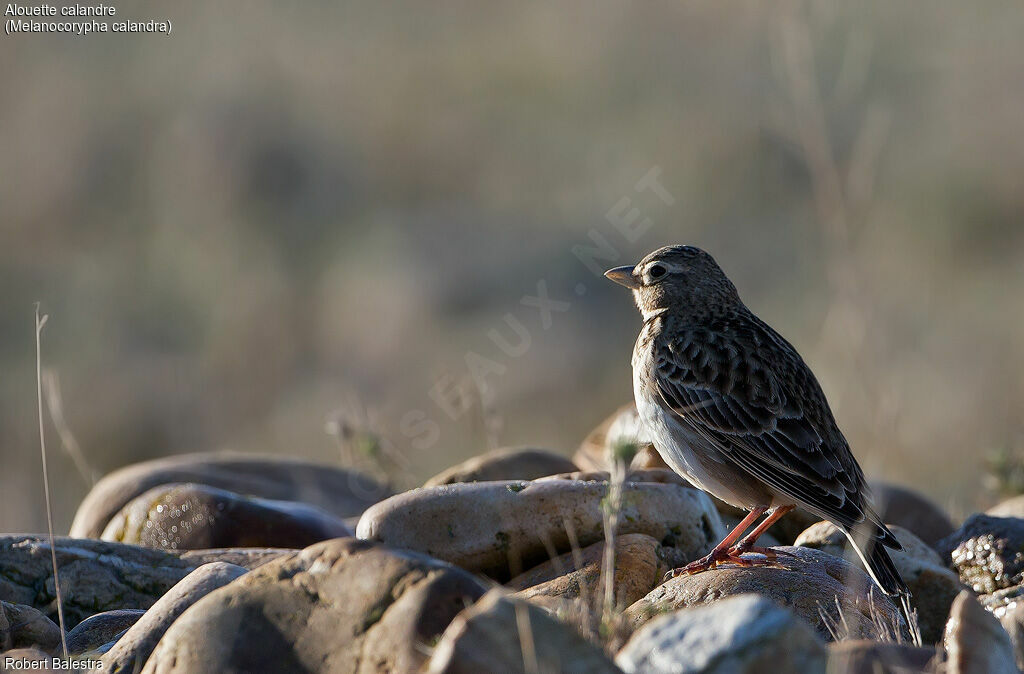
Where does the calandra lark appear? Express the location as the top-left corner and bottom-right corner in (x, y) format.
(606, 245), (916, 639)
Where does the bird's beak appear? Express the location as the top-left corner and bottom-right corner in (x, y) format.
(604, 265), (640, 290)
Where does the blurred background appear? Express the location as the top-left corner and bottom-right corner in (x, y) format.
(2, 1), (1022, 532)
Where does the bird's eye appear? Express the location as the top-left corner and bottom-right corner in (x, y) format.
(648, 264), (666, 280)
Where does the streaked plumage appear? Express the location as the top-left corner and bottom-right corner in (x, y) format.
(606, 245), (917, 641)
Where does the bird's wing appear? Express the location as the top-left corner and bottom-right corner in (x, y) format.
(653, 319), (894, 544)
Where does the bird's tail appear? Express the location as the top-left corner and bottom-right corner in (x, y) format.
(843, 527), (922, 646)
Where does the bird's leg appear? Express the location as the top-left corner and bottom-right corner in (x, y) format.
(665, 507), (767, 579)
(727, 505), (797, 558)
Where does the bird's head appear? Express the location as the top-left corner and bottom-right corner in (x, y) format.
(604, 245), (740, 320)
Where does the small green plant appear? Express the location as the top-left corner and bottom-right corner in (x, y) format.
(607, 438), (638, 468)
(985, 440), (1024, 499)
(324, 400), (417, 490)
(495, 531), (511, 552)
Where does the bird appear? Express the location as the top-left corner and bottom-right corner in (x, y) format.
(605, 244), (918, 643)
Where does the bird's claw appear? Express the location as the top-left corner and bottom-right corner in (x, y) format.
(664, 546), (795, 581)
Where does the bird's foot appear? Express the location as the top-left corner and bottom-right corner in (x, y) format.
(664, 546), (797, 581)
(664, 547), (760, 581)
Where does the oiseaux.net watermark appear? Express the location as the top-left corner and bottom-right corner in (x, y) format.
(328, 166), (675, 490)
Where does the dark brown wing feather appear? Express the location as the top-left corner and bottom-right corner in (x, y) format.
(653, 312), (900, 549)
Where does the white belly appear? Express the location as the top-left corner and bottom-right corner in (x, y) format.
(633, 385), (769, 510)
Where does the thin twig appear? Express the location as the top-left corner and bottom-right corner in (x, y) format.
(35, 305), (68, 659)
(537, 530), (567, 579)
(601, 457), (625, 630)
(514, 601), (540, 674)
(560, 516), (597, 642)
(41, 369), (96, 486)
(562, 516), (584, 573)
(816, 599), (843, 642)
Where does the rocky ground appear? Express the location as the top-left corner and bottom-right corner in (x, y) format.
(1, 404), (1021, 673)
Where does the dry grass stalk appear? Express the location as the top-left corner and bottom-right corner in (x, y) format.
(41, 369), (96, 486)
(600, 454), (626, 631)
(35, 306), (68, 659)
(514, 600), (540, 674)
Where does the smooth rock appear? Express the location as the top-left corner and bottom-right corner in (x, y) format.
(827, 640), (940, 673)
(70, 452), (390, 538)
(509, 534), (663, 610)
(872, 482), (955, 547)
(616, 594), (827, 674)
(575, 403), (656, 472)
(544, 469), (811, 545)
(101, 482), (352, 550)
(101, 562), (247, 672)
(937, 514), (1024, 594)
(944, 590), (1017, 674)
(141, 538), (487, 674)
(0, 601), (61, 652)
(988, 495), (1024, 519)
(64, 609), (145, 655)
(626, 546), (905, 642)
(0, 535), (195, 627)
(981, 584), (1024, 670)
(538, 469), (688, 486)
(426, 588), (621, 674)
(92, 635), (123, 656)
(795, 520), (963, 643)
(175, 547), (293, 569)
(357, 480), (724, 579)
(424, 447), (578, 487)
(0, 648), (55, 671)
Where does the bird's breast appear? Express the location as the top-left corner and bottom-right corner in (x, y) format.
(632, 359), (774, 511)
